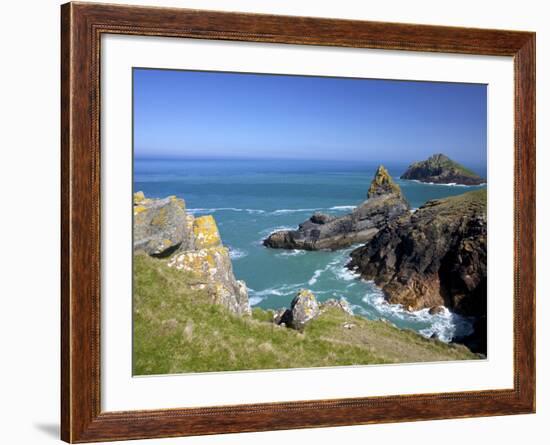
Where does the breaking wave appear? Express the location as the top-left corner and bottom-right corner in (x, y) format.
(360, 283), (474, 342)
(248, 296), (264, 306)
(270, 208), (320, 215)
(188, 207), (265, 214)
(228, 247), (248, 260)
(409, 180), (485, 187)
(276, 249), (306, 257)
(328, 205), (356, 211)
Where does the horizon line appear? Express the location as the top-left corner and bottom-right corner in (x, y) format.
(134, 155), (487, 166)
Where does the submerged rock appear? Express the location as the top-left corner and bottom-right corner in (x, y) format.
(400, 153), (485, 185)
(348, 189), (487, 353)
(134, 192), (251, 316)
(263, 166), (409, 250)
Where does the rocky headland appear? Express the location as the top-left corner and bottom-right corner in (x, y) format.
(263, 166), (409, 250)
(134, 192), (250, 316)
(400, 153), (485, 185)
(132, 191), (478, 375)
(347, 189), (487, 353)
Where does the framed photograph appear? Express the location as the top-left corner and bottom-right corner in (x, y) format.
(61, 2), (535, 442)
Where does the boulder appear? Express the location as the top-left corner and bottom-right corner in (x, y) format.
(273, 289), (321, 330)
(263, 165), (409, 250)
(320, 298), (354, 316)
(274, 293), (356, 331)
(289, 289), (320, 330)
(133, 193), (194, 257)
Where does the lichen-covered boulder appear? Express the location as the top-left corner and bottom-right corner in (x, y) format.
(133, 193), (194, 257)
(288, 289), (320, 330)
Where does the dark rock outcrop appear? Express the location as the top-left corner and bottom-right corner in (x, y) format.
(348, 189), (487, 353)
(263, 166), (409, 250)
(401, 153), (485, 185)
(134, 192), (251, 316)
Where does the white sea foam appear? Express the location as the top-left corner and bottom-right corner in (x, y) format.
(276, 249), (306, 257)
(248, 283), (306, 301)
(333, 266), (360, 281)
(308, 268), (324, 285)
(308, 253), (353, 285)
(188, 207), (265, 214)
(328, 205), (356, 211)
(248, 296), (264, 306)
(228, 247), (248, 260)
(361, 283), (474, 343)
(270, 208), (320, 215)
(259, 226), (297, 237)
(409, 180), (480, 187)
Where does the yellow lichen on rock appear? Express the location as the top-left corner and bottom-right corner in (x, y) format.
(367, 165), (402, 199)
(133, 205), (148, 216)
(151, 207), (168, 226)
(193, 215), (222, 249)
(168, 246), (228, 280)
(169, 195), (186, 210)
(134, 191), (146, 204)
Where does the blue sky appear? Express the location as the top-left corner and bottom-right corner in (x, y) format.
(133, 68), (487, 167)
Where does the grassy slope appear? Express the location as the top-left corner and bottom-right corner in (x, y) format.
(440, 158), (479, 177)
(133, 254), (478, 375)
(427, 188), (487, 215)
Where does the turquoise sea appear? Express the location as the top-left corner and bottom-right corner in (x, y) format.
(134, 158), (487, 342)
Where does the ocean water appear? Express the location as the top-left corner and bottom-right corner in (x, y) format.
(134, 158), (487, 342)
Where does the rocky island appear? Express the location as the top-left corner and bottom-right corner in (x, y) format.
(132, 191), (478, 375)
(263, 166), (409, 250)
(348, 189), (487, 353)
(400, 153), (485, 185)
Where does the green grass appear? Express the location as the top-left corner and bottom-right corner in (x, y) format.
(428, 188), (487, 215)
(441, 158), (479, 177)
(133, 254), (479, 375)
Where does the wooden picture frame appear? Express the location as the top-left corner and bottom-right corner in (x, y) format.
(61, 2), (535, 442)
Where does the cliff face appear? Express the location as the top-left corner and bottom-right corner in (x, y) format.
(348, 189), (487, 353)
(263, 166), (409, 250)
(400, 153), (485, 185)
(134, 192), (251, 316)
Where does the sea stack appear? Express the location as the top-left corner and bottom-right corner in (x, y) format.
(263, 165), (409, 250)
(400, 153), (485, 185)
